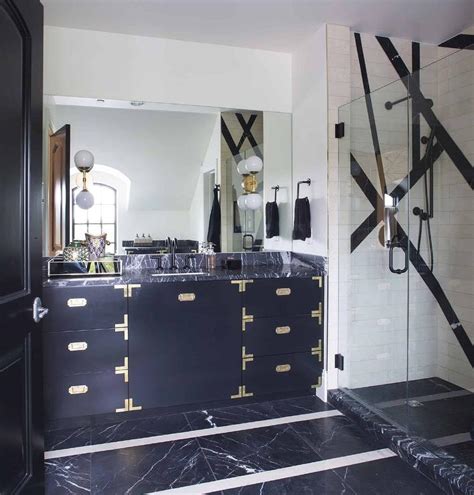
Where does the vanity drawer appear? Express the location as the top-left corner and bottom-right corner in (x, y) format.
(243, 315), (323, 357)
(44, 328), (127, 376)
(43, 286), (127, 332)
(243, 277), (323, 318)
(244, 353), (322, 396)
(44, 371), (127, 419)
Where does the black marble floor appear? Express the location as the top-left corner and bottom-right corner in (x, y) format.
(45, 394), (333, 451)
(45, 395), (445, 494)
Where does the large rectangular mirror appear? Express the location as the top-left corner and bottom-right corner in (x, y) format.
(43, 96), (293, 255)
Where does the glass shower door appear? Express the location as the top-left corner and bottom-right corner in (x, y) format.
(338, 77), (412, 424)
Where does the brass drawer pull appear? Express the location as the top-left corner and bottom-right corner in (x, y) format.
(276, 364), (291, 373)
(67, 298), (87, 307)
(275, 326), (291, 335)
(68, 385), (88, 395)
(178, 293), (196, 302)
(276, 288), (291, 296)
(67, 342), (88, 352)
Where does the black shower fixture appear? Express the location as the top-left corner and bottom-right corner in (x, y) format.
(384, 96), (433, 110)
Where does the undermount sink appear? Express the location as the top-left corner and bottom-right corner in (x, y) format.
(152, 271), (210, 277)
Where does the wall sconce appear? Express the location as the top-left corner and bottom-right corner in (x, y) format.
(74, 150), (95, 210)
(237, 155), (263, 211)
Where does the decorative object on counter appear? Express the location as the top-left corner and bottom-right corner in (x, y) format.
(63, 240), (88, 262)
(206, 185), (221, 252)
(224, 258), (242, 270)
(266, 185), (280, 239)
(133, 233), (153, 247)
(200, 241), (216, 269)
(74, 149), (95, 210)
(47, 255), (122, 278)
(237, 156), (263, 211)
(293, 179), (312, 241)
(243, 233), (254, 251)
(85, 233), (107, 260)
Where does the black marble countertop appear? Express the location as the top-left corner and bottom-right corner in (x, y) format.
(43, 264), (324, 288)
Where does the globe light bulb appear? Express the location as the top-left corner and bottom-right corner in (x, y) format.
(76, 189), (95, 210)
(236, 159), (248, 175)
(237, 195), (248, 210)
(245, 193), (262, 210)
(245, 155), (263, 174)
(74, 150), (95, 172)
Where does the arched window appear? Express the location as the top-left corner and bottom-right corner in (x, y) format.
(72, 183), (117, 253)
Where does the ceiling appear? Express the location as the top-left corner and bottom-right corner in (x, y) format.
(42, 0), (474, 52)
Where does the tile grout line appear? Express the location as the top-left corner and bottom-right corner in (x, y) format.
(146, 448), (397, 494)
(45, 409), (343, 460)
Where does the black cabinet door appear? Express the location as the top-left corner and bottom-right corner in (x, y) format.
(0, 0), (44, 493)
(129, 281), (241, 408)
(43, 285), (126, 332)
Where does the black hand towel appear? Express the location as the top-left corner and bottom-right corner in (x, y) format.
(207, 186), (221, 252)
(265, 201), (280, 238)
(292, 197), (311, 241)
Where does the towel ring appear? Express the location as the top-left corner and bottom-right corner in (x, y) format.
(297, 179), (311, 199)
(271, 185), (280, 202)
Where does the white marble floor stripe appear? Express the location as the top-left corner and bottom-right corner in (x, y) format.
(148, 448), (397, 494)
(44, 409), (343, 460)
(431, 432), (472, 447)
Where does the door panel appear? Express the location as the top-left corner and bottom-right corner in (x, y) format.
(0, 0), (44, 492)
(48, 125), (70, 254)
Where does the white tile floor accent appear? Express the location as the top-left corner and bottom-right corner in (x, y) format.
(149, 449), (397, 494)
(44, 409), (343, 460)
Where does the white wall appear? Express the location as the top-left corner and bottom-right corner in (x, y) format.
(44, 26), (292, 113)
(263, 112), (293, 251)
(189, 115), (221, 244)
(292, 25), (328, 257)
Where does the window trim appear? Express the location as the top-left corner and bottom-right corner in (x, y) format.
(72, 182), (117, 253)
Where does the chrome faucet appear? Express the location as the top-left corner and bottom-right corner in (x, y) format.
(167, 237), (178, 270)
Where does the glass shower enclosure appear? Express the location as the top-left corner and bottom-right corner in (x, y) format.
(337, 46), (473, 466)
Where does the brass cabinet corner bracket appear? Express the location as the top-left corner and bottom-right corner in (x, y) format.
(115, 398), (142, 413)
(311, 339), (323, 362)
(231, 385), (254, 399)
(231, 279), (254, 293)
(242, 307), (254, 332)
(115, 314), (129, 340)
(114, 284), (141, 298)
(311, 376), (322, 389)
(114, 284), (128, 298)
(312, 276), (323, 288)
(115, 357), (129, 383)
(242, 346), (254, 371)
(311, 302), (323, 325)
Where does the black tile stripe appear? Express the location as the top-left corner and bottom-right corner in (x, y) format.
(221, 117), (241, 159)
(235, 113), (263, 159)
(439, 34), (474, 50)
(351, 154), (474, 367)
(376, 36), (474, 190)
(412, 42), (421, 171)
(354, 33), (388, 195)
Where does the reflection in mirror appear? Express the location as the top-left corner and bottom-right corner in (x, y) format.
(43, 96), (292, 256)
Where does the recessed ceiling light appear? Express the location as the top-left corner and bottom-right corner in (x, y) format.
(130, 101), (145, 107)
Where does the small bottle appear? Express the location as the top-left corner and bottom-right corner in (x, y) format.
(206, 243), (216, 270)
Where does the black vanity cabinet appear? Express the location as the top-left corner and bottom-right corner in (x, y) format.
(42, 286), (129, 419)
(128, 281), (241, 409)
(42, 274), (324, 420)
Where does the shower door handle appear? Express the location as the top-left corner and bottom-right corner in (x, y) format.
(389, 242), (408, 274)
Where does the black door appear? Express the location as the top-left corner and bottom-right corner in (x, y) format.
(0, 0), (44, 493)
